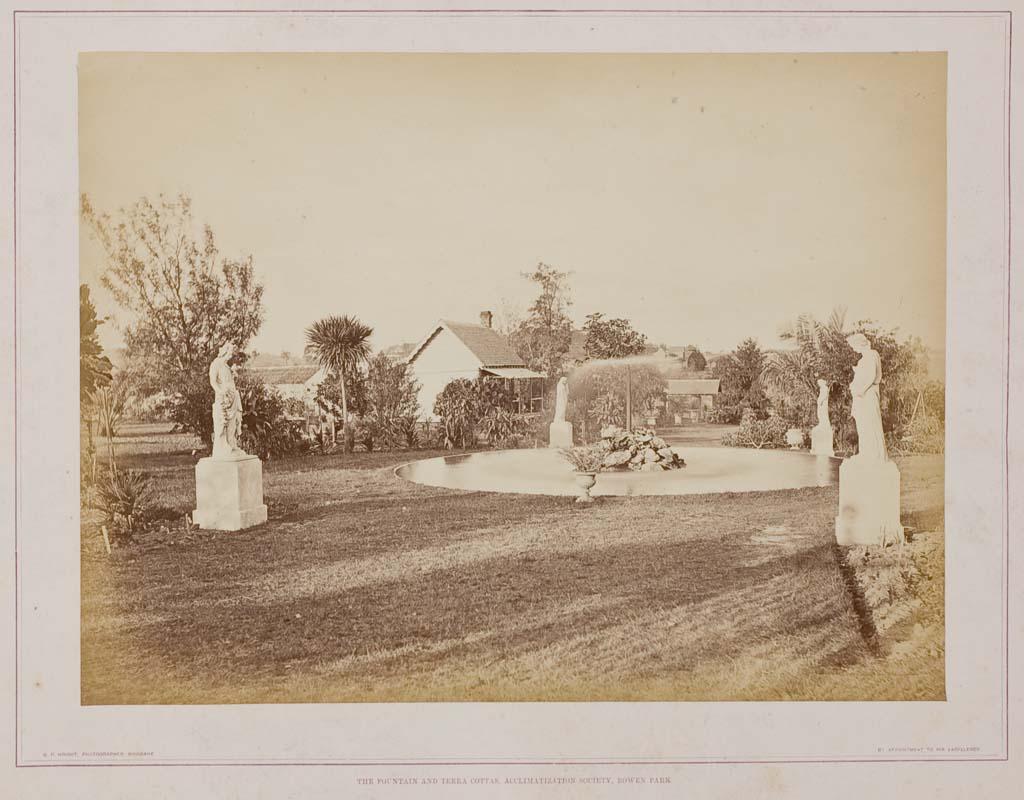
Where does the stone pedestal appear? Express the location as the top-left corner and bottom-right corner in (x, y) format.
(548, 420), (573, 449)
(835, 456), (902, 546)
(810, 423), (834, 457)
(193, 455), (268, 531)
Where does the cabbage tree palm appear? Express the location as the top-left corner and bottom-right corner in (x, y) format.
(304, 315), (373, 447)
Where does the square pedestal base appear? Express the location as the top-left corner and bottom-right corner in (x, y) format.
(193, 455), (268, 531)
(548, 421), (573, 449)
(835, 456), (902, 546)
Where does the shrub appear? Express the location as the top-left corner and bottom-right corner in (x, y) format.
(433, 376), (535, 450)
(359, 353), (422, 450)
(434, 379), (482, 449)
(721, 410), (789, 449)
(889, 413), (945, 455)
(95, 468), (152, 539)
(94, 382), (128, 439)
(237, 372), (310, 459)
(560, 444), (605, 473)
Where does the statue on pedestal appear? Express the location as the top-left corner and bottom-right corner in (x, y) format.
(193, 342), (267, 531)
(210, 341), (246, 459)
(810, 378), (835, 457)
(549, 376), (574, 449)
(835, 333), (902, 547)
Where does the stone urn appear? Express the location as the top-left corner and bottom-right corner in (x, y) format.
(573, 472), (597, 504)
(785, 428), (804, 450)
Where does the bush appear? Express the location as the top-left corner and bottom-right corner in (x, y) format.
(359, 353), (422, 450)
(888, 413), (945, 455)
(237, 373), (310, 459)
(721, 410), (789, 449)
(95, 468), (152, 539)
(434, 379), (482, 449)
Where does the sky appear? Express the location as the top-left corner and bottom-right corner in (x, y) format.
(79, 52), (946, 358)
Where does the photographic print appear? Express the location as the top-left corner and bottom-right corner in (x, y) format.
(77, 51), (946, 705)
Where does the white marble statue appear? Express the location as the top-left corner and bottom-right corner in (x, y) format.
(846, 333), (887, 461)
(549, 376), (573, 448)
(210, 341), (246, 459)
(554, 376), (568, 422)
(810, 378), (835, 457)
(834, 333), (902, 547)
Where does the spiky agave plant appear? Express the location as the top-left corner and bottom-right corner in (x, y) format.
(304, 315), (373, 449)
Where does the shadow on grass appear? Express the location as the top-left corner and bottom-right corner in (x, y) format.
(86, 532), (867, 702)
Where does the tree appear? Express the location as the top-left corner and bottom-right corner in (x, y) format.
(760, 308), (931, 450)
(358, 352), (422, 450)
(80, 284), (113, 404)
(508, 262), (573, 378)
(81, 194), (264, 445)
(80, 284), (113, 491)
(582, 313), (648, 360)
(686, 348), (707, 372)
(712, 338), (768, 423)
(304, 315), (374, 452)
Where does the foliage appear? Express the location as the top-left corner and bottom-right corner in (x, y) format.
(236, 372), (309, 460)
(686, 348), (707, 372)
(95, 468), (153, 539)
(80, 284), (113, 405)
(760, 308), (933, 452)
(712, 338), (769, 424)
(94, 380), (128, 439)
(560, 444), (606, 473)
(567, 362), (667, 441)
(354, 353), (423, 451)
(305, 315), (374, 451)
(432, 376), (530, 450)
(507, 262), (573, 377)
(721, 410), (789, 449)
(433, 378), (481, 449)
(81, 195), (264, 445)
(582, 313), (648, 360)
(314, 366), (368, 420)
(888, 413), (945, 455)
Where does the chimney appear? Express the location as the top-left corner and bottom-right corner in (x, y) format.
(480, 310), (493, 329)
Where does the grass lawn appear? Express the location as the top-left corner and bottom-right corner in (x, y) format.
(81, 429), (944, 704)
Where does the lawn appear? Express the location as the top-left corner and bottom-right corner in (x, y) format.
(81, 427), (945, 704)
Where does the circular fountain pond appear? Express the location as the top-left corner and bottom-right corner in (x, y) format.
(396, 447), (840, 497)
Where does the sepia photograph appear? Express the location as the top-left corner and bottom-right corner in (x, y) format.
(75, 51), (949, 706)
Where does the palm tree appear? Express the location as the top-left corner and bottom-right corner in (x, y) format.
(304, 315), (373, 449)
(761, 307), (850, 427)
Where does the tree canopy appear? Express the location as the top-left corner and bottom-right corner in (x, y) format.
(81, 194), (265, 444)
(582, 313), (648, 360)
(508, 262), (573, 378)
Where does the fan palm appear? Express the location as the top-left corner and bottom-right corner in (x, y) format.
(761, 307), (850, 426)
(304, 315), (374, 441)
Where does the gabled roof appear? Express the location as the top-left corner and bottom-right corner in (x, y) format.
(245, 365), (323, 385)
(407, 320), (528, 369)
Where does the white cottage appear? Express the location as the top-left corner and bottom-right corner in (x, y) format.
(246, 365), (327, 404)
(407, 311), (546, 420)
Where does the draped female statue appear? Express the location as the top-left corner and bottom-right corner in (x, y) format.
(846, 333), (887, 462)
(210, 341), (246, 459)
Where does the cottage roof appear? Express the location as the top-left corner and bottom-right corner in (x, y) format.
(667, 378), (721, 395)
(246, 365), (322, 385)
(408, 320), (529, 369)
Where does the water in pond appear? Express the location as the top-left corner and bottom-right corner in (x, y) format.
(396, 447), (840, 497)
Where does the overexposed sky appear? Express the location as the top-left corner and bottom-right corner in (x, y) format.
(79, 52), (946, 356)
